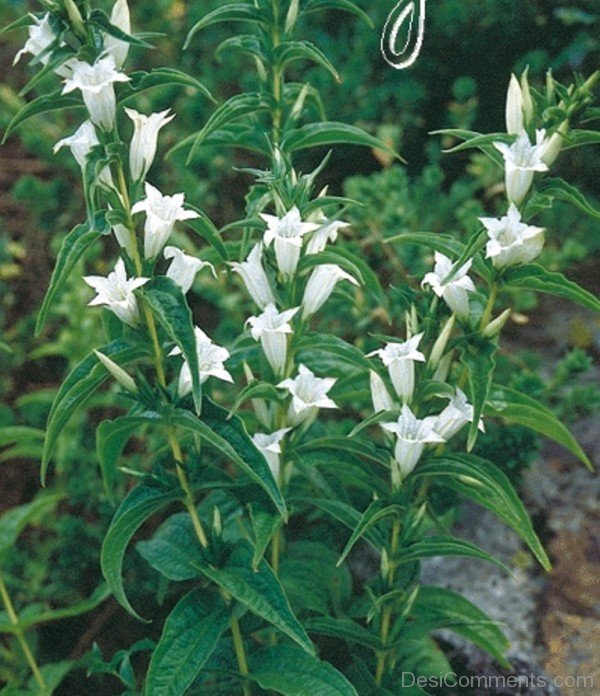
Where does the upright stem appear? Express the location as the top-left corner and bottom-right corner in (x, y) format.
(230, 610), (252, 696)
(0, 574), (46, 690)
(375, 517), (401, 686)
(271, 0), (283, 144)
(480, 282), (498, 331)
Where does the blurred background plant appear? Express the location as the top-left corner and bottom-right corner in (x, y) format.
(0, 0), (598, 692)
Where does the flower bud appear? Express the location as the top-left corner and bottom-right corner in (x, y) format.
(520, 69), (534, 126)
(94, 350), (137, 392)
(482, 308), (511, 338)
(429, 314), (455, 368)
(505, 74), (524, 135)
(369, 371), (395, 413)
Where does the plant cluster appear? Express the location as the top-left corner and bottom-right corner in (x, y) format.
(0, 1), (598, 694)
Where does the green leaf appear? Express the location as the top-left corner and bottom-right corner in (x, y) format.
(384, 231), (464, 258)
(146, 588), (229, 696)
(249, 645), (358, 696)
(296, 333), (369, 373)
(502, 264), (600, 312)
(36, 212), (110, 335)
(249, 503), (281, 571)
(142, 276), (202, 414)
(183, 205), (229, 262)
(275, 41), (340, 81)
(3, 90), (84, 143)
(0, 493), (61, 564)
(96, 413), (161, 497)
(31, 660), (74, 695)
(184, 93), (272, 163)
(101, 483), (181, 620)
(122, 67), (214, 103)
(184, 4), (268, 49)
(294, 436), (388, 467)
(486, 384), (593, 470)
(396, 536), (510, 573)
(172, 401), (286, 518)
(87, 9), (152, 46)
(337, 501), (403, 566)
(282, 122), (401, 160)
(195, 541), (314, 654)
(459, 339), (496, 451)
(402, 585), (510, 668)
(42, 339), (152, 483)
(415, 453), (551, 569)
(538, 177), (600, 219)
(136, 512), (204, 581)
(304, 0), (373, 27)
(230, 381), (281, 417)
(0, 14), (34, 39)
(430, 128), (506, 167)
(303, 616), (382, 651)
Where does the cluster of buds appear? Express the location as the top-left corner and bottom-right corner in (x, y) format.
(18, 1), (228, 400)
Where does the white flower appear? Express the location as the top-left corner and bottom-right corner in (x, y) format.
(480, 204), (545, 269)
(368, 333), (425, 404)
(494, 130), (549, 205)
(306, 219), (349, 255)
(94, 350), (137, 392)
(62, 55), (130, 132)
(171, 327), (233, 397)
(230, 244), (276, 309)
(302, 264), (359, 319)
(164, 246), (214, 294)
(422, 252), (476, 319)
(382, 404), (445, 479)
(105, 0), (131, 68)
(14, 13), (63, 69)
(252, 428), (291, 480)
(54, 121), (113, 187)
(277, 364), (337, 426)
(246, 304), (299, 376)
(125, 108), (175, 182)
(260, 207), (319, 277)
(369, 370), (395, 413)
(433, 388), (484, 440)
(83, 257), (148, 326)
(131, 183), (199, 259)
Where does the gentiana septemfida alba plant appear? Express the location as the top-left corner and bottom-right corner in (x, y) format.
(2, 0), (599, 693)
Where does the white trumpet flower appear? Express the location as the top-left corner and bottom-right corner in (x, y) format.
(369, 333), (425, 404)
(54, 121), (113, 187)
(84, 258), (148, 326)
(382, 404), (445, 479)
(480, 204), (545, 269)
(302, 264), (359, 318)
(252, 428), (292, 480)
(125, 108), (175, 182)
(246, 304), (299, 376)
(278, 364), (337, 426)
(164, 246), (215, 294)
(306, 219), (349, 254)
(261, 207), (319, 277)
(171, 327), (233, 397)
(369, 370), (395, 413)
(494, 130), (549, 205)
(105, 0), (131, 68)
(131, 183), (199, 259)
(422, 253), (475, 319)
(14, 13), (67, 71)
(230, 244), (276, 310)
(433, 388), (484, 440)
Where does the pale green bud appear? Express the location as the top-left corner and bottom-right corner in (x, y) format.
(94, 350), (137, 392)
(429, 314), (455, 368)
(482, 308), (511, 338)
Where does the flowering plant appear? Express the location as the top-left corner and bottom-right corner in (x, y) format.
(1, 1), (598, 694)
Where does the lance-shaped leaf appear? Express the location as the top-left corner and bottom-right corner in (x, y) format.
(486, 385), (592, 470)
(302, 617), (382, 652)
(183, 204), (229, 262)
(195, 541), (314, 655)
(296, 334), (369, 373)
(502, 264), (600, 313)
(121, 68), (214, 104)
(274, 41), (340, 81)
(3, 90), (83, 143)
(294, 436), (388, 467)
(396, 536), (510, 573)
(172, 401), (286, 517)
(337, 501), (403, 567)
(303, 0), (373, 27)
(249, 502), (282, 570)
(0, 493), (62, 565)
(282, 122), (402, 161)
(141, 276), (202, 414)
(96, 412), (162, 497)
(42, 340), (153, 483)
(184, 4), (268, 49)
(145, 588), (229, 696)
(414, 453), (550, 569)
(36, 212), (110, 335)
(101, 483), (181, 620)
(249, 645), (358, 696)
(538, 177), (600, 219)
(459, 338), (496, 451)
(137, 512), (204, 581)
(401, 585), (510, 668)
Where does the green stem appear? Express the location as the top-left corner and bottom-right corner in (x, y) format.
(480, 282), (498, 331)
(0, 575), (46, 690)
(271, 0), (283, 144)
(375, 517), (401, 686)
(230, 610), (252, 696)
